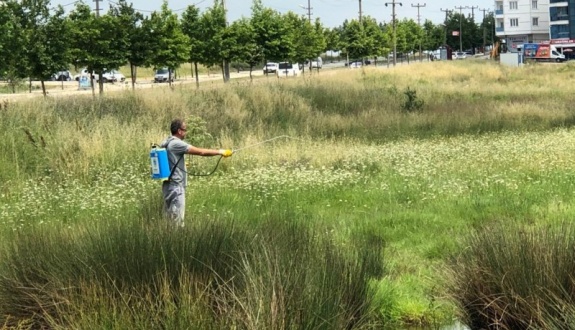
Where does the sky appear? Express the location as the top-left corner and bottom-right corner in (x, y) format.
(49, 0), (494, 28)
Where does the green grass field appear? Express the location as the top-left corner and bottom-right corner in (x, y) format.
(2, 60), (575, 329)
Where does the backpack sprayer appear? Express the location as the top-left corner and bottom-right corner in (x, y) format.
(149, 135), (300, 180)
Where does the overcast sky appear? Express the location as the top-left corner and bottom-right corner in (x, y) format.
(50, 0), (494, 27)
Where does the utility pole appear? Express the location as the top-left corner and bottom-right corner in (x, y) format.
(479, 8), (488, 53)
(411, 3), (426, 61)
(440, 8), (451, 46)
(468, 5), (478, 53)
(301, 0), (312, 23)
(385, 0), (402, 66)
(93, 0), (102, 17)
(454, 5), (469, 52)
(222, 0), (230, 82)
(359, 0), (363, 22)
(489, 10), (495, 47)
(469, 5), (478, 21)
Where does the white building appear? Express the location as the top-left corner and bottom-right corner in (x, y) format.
(494, 0), (551, 51)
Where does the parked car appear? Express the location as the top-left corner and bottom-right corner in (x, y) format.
(105, 70), (125, 83)
(310, 57), (323, 69)
(454, 52), (467, 60)
(263, 62), (279, 74)
(154, 68), (174, 83)
(349, 62), (362, 69)
(346, 59), (371, 66)
(276, 62), (300, 77)
(50, 70), (72, 81)
(74, 69), (126, 83)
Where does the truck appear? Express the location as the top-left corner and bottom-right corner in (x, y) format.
(522, 43), (566, 62)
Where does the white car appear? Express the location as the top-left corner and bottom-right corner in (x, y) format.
(74, 69), (126, 83)
(349, 62), (362, 69)
(454, 52), (467, 60)
(263, 62), (279, 74)
(154, 68), (174, 83)
(310, 57), (323, 69)
(104, 70), (125, 83)
(276, 62), (300, 77)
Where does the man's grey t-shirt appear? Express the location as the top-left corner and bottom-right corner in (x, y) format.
(160, 137), (190, 186)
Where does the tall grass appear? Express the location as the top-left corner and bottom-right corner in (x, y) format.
(3, 61), (575, 185)
(4, 60), (575, 328)
(446, 222), (575, 329)
(0, 198), (385, 329)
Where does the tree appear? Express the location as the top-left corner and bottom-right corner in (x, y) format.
(362, 17), (386, 64)
(340, 17), (383, 61)
(325, 27), (342, 60)
(181, 5), (202, 87)
(222, 18), (261, 80)
(69, 2), (129, 95)
(197, 1), (226, 81)
(479, 12), (497, 52)
(399, 19), (422, 56)
(110, 0), (149, 90)
(0, 0), (28, 93)
(146, 1), (189, 88)
(251, 0), (293, 70)
(283, 13), (326, 73)
(444, 12), (480, 52)
(422, 19), (444, 52)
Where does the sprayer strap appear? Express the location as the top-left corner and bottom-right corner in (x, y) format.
(166, 139), (184, 182)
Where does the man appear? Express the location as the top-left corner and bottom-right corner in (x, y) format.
(160, 119), (233, 227)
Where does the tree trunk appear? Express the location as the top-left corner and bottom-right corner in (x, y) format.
(41, 80), (46, 97)
(98, 73), (104, 95)
(130, 63), (136, 90)
(194, 62), (199, 89)
(90, 75), (96, 98)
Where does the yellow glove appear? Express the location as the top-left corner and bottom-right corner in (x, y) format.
(219, 149), (233, 157)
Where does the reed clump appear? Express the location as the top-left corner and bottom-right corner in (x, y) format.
(446, 221), (575, 329)
(0, 203), (386, 329)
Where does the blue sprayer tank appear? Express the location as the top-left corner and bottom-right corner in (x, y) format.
(150, 145), (170, 180)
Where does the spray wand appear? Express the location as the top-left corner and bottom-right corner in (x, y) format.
(187, 135), (301, 177)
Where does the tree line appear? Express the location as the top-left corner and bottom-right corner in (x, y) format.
(0, 0), (497, 95)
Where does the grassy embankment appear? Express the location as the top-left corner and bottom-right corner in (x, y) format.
(2, 60), (575, 328)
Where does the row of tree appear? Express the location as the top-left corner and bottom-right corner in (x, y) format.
(0, 0), (497, 96)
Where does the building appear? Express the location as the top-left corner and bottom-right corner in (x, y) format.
(546, 0), (575, 52)
(494, 0), (551, 51)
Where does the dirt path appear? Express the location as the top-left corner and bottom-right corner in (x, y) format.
(0, 70), (266, 101)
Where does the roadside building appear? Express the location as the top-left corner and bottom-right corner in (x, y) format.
(494, 0), (550, 52)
